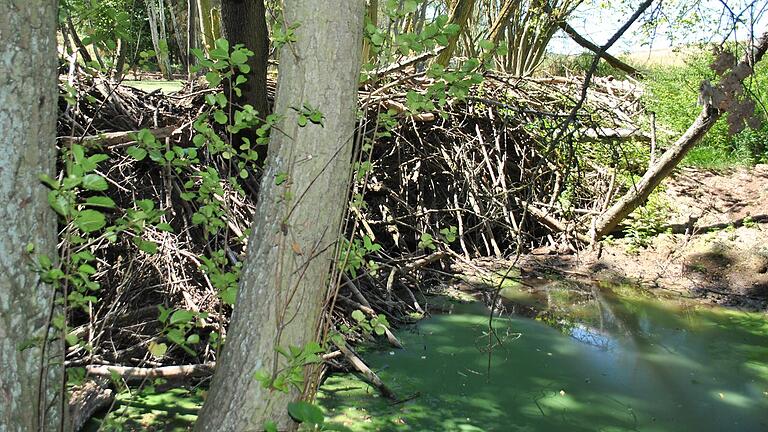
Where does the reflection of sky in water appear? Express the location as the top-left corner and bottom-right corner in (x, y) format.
(568, 323), (617, 351)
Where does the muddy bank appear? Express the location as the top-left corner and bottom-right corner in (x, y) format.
(517, 166), (768, 311)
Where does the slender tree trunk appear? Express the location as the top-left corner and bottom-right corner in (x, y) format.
(66, 11), (93, 64)
(362, 0), (378, 63)
(113, 38), (128, 80)
(210, 7), (222, 42)
(165, 0), (188, 70)
(592, 31), (768, 240)
(487, 0), (520, 46)
(197, 0), (215, 53)
(194, 0), (365, 430)
(0, 1), (61, 431)
(435, 0), (475, 67)
(146, 0), (172, 79)
(187, 0), (199, 78)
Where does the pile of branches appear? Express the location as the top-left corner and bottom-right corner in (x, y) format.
(331, 72), (647, 321)
(59, 74), (258, 370)
(56, 69), (647, 373)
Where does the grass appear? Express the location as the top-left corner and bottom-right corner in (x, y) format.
(641, 47), (768, 169)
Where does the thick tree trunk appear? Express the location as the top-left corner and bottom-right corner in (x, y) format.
(592, 31), (768, 240)
(194, 0), (365, 431)
(0, 1), (61, 431)
(220, 0), (270, 164)
(220, 0), (269, 118)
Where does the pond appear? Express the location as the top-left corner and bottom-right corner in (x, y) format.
(318, 279), (768, 431)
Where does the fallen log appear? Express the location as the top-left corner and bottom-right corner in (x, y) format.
(335, 341), (398, 400)
(85, 362), (216, 381)
(59, 125), (180, 147)
(68, 378), (114, 432)
(660, 214), (768, 235)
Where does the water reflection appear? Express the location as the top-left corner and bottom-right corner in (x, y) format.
(318, 278), (768, 431)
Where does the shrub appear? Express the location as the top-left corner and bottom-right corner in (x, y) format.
(643, 46), (768, 168)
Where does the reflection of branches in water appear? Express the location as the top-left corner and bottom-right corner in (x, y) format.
(604, 395), (640, 432)
(475, 324), (521, 357)
(569, 324), (616, 351)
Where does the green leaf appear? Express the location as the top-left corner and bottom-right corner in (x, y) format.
(221, 287), (237, 305)
(351, 310), (366, 323)
(148, 341), (168, 358)
(214, 38), (230, 53)
(74, 210), (106, 233)
(82, 174), (109, 191)
(213, 110), (228, 124)
(186, 334), (200, 344)
(78, 264), (96, 275)
(403, 0), (419, 13)
(287, 401), (324, 425)
(65, 332), (79, 346)
(167, 329), (186, 346)
(85, 196), (115, 208)
(230, 50), (248, 65)
(136, 199), (155, 212)
(62, 176), (81, 190)
(479, 39), (495, 51)
(263, 420), (278, 432)
(156, 222), (174, 232)
(47, 191), (69, 217)
(71, 144), (85, 164)
(39, 174), (60, 190)
(88, 153), (109, 165)
(205, 72), (222, 87)
(158, 305), (171, 323)
(191, 213), (206, 225)
(169, 310), (195, 325)
(274, 172), (288, 185)
(127, 146), (147, 161)
(135, 238), (158, 255)
(297, 115), (308, 127)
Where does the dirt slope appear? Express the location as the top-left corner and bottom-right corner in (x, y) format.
(527, 165), (768, 310)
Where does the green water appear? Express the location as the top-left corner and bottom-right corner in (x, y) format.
(318, 281), (768, 431)
(84, 387), (202, 431)
(123, 80), (185, 94)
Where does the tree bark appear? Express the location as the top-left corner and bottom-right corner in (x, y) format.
(187, 0), (199, 78)
(165, 0), (188, 70)
(592, 31), (768, 240)
(220, 0), (269, 118)
(197, 0), (215, 53)
(487, 0), (520, 47)
(435, 0), (475, 67)
(194, 0), (365, 431)
(0, 1), (61, 431)
(145, 0), (173, 79)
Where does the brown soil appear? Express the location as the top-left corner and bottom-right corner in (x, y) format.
(524, 165), (768, 311)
